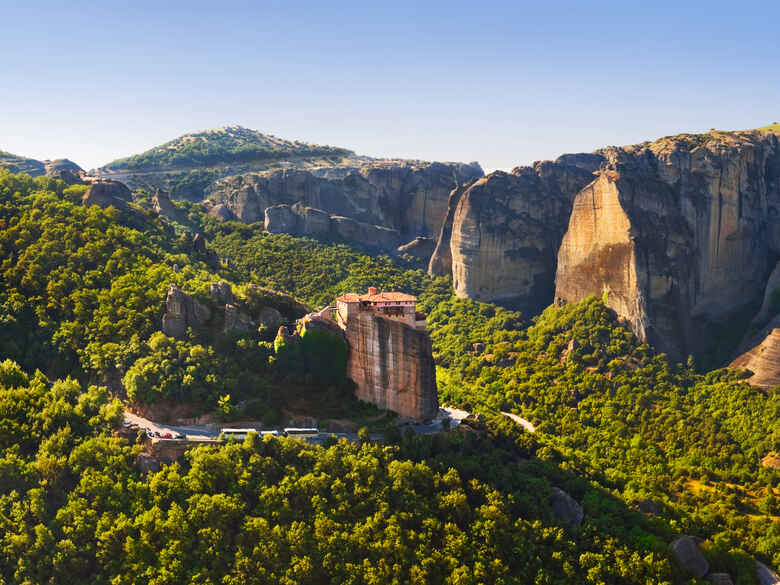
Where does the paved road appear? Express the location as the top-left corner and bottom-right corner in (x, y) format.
(124, 411), (219, 441)
(124, 406), (472, 444)
(501, 411), (536, 433)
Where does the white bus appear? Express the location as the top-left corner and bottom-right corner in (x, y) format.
(220, 428), (256, 441)
(221, 428), (280, 441)
(283, 427), (319, 438)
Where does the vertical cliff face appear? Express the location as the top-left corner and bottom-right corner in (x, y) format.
(206, 161), (483, 242)
(341, 311), (438, 421)
(444, 155), (603, 312)
(555, 130), (780, 359)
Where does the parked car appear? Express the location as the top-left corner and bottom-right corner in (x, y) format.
(162, 432), (172, 439)
(175, 433), (186, 440)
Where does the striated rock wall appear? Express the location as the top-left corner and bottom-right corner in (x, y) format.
(555, 130), (780, 359)
(264, 202), (402, 250)
(207, 161), (483, 241)
(341, 310), (438, 421)
(445, 155), (603, 312)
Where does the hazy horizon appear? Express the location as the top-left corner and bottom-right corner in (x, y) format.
(2, 0), (778, 172)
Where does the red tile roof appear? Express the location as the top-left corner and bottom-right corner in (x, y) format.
(336, 291), (417, 303)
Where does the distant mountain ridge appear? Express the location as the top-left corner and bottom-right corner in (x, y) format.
(0, 149), (83, 177)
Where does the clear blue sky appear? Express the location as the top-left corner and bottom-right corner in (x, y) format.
(1, 0), (778, 171)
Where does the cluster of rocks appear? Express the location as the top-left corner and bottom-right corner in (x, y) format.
(160, 282), (303, 340)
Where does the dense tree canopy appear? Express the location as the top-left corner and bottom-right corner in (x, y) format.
(0, 168), (778, 583)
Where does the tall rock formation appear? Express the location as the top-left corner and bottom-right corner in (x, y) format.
(440, 154), (603, 312)
(161, 285), (212, 338)
(206, 161), (483, 241)
(555, 130), (780, 359)
(341, 310), (438, 420)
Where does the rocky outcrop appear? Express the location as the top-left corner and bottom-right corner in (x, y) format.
(446, 155), (603, 311)
(153, 190), (188, 224)
(340, 310), (438, 421)
(264, 203), (402, 250)
(207, 161), (483, 241)
(555, 131), (780, 359)
(550, 487), (584, 526)
(397, 237), (436, 260)
(82, 180), (132, 210)
(161, 284), (211, 338)
(669, 536), (709, 578)
(730, 319), (780, 389)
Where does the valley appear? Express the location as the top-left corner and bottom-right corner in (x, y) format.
(0, 123), (778, 585)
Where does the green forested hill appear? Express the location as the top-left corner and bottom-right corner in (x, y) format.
(0, 149), (45, 176)
(101, 125), (354, 171)
(0, 169), (778, 583)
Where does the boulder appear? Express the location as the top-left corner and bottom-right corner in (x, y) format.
(550, 487), (584, 526)
(669, 536), (709, 578)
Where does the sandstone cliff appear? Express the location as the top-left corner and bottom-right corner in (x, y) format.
(206, 160), (483, 241)
(441, 154), (603, 311)
(341, 311), (438, 421)
(555, 130), (780, 359)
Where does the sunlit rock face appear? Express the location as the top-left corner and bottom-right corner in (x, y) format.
(555, 130), (780, 360)
(341, 310), (438, 421)
(444, 155), (603, 313)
